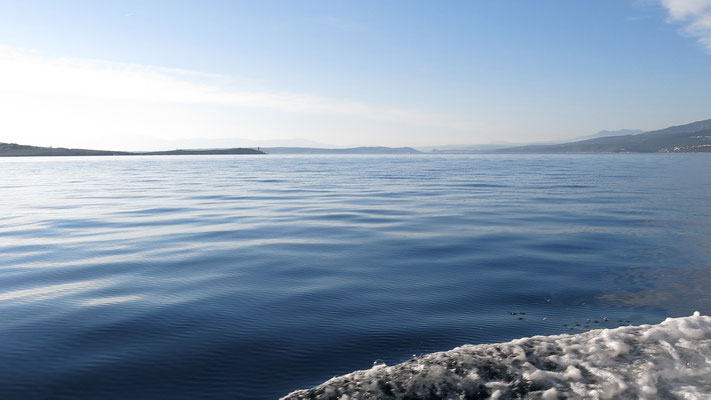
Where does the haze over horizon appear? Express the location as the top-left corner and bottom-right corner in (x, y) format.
(2, 0), (711, 151)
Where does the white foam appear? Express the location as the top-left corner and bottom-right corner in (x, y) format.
(283, 313), (711, 399)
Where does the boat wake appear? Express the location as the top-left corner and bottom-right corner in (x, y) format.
(283, 312), (711, 399)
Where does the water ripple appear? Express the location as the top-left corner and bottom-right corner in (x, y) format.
(0, 154), (710, 399)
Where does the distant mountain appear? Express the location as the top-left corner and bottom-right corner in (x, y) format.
(0, 142), (264, 157)
(262, 146), (421, 154)
(573, 129), (644, 141)
(136, 148), (264, 155)
(136, 137), (332, 152)
(7, 118), (710, 156)
(421, 143), (516, 153)
(74, 135), (335, 152)
(495, 119), (711, 153)
(424, 129), (644, 153)
(651, 118), (711, 135)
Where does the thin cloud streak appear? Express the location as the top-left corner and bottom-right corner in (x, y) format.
(0, 47), (476, 130)
(623, 15), (650, 22)
(660, 0), (711, 51)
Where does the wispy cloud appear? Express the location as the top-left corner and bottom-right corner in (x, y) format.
(659, 0), (711, 51)
(0, 46), (474, 130)
(624, 15), (650, 22)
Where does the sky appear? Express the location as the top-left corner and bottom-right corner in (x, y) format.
(1, 0), (711, 151)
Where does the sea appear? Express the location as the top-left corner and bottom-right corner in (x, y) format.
(1, 154), (710, 399)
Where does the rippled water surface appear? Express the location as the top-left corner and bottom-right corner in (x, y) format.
(1, 154), (710, 399)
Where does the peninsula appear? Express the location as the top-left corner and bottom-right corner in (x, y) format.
(0, 143), (265, 157)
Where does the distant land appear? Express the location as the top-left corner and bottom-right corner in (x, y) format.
(261, 146), (420, 154)
(87, 136), (332, 152)
(494, 119), (711, 153)
(0, 143), (264, 157)
(573, 129), (645, 141)
(427, 129), (647, 153)
(0, 143), (419, 157)
(134, 148), (265, 156)
(3, 118), (710, 156)
(426, 143), (520, 153)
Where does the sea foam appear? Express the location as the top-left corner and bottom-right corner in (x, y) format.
(282, 312), (711, 399)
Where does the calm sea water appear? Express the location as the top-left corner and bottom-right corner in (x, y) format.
(1, 154), (710, 399)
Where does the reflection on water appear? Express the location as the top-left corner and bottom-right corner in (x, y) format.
(0, 280), (117, 303)
(80, 295), (143, 307)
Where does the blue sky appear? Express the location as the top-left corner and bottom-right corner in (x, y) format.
(1, 0), (711, 150)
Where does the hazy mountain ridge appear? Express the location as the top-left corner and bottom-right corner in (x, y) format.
(495, 119), (711, 153)
(3, 119), (710, 156)
(261, 146), (421, 154)
(573, 129), (645, 141)
(135, 148), (264, 155)
(424, 129), (645, 153)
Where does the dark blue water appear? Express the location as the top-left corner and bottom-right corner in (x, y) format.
(1, 154), (710, 399)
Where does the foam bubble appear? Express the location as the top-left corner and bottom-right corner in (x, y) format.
(283, 313), (711, 399)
